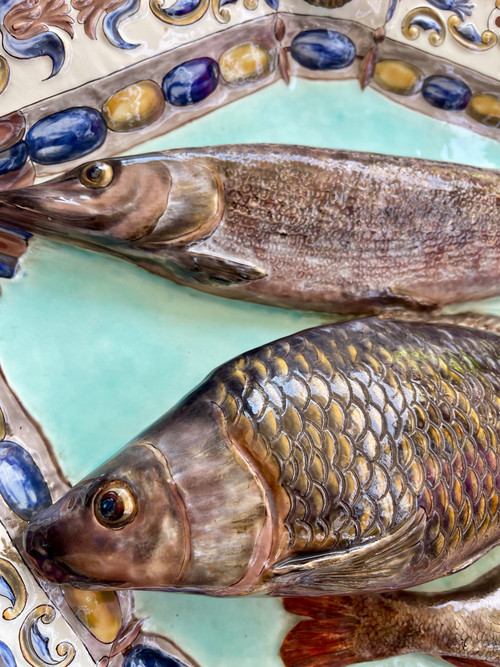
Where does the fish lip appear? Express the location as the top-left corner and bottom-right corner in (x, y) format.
(22, 523), (72, 584)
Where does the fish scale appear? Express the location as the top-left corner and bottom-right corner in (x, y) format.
(208, 318), (500, 587)
(21, 316), (500, 596)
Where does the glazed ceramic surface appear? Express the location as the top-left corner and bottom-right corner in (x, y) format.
(0, 78), (498, 666)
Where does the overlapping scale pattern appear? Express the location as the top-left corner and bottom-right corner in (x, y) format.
(210, 319), (500, 576)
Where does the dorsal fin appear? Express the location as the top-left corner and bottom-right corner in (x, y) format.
(378, 311), (500, 335)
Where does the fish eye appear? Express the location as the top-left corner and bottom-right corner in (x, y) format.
(80, 161), (114, 189)
(93, 480), (137, 529)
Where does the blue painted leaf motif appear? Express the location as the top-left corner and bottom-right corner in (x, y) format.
(0, 441), (51, 521)
(426, 0), (474, 22)
(2, 32), (65, 78)
(0, 0), (73, 78)
(454, 22), (482, 42)
(410, 15), (444, 34)
(123, 645), (188, 667)
(31, 618), (57, 665)
(265, 0), (279, 9)
(103, 0), (140, 49)
(387, 0), (399, 21)
(0, 575), (15, 607)
(0, 641), (16, 667)
(158, 0), (206, 18)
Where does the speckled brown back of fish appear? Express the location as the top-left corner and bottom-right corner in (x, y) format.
(1, 145), (499, 313)
(166, 145), (500, 311)
(22, 318), (500, 596)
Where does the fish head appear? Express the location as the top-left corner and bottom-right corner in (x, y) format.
(0, 153), (223, 249)
(22, 441), (189, 589)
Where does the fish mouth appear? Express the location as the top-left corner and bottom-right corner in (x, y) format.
(23, 522), (74, 584)
(0, 189), (64, 236)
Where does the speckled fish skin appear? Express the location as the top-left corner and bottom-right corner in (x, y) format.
(281, 565), (500, 666)
(23, 318), (500, 596)
(0, 145), (499, 313)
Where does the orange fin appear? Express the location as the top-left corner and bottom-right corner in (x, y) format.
(281, 597), (361, 667)
(442, 658), (498, 667)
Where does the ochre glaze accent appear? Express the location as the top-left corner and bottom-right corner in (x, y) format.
(63, 587), (122, 644)
(219, 43), (273, 85)
(467, 93), (500, 127)
(102, 81), (165, 132)
(373, 60), (422, 96)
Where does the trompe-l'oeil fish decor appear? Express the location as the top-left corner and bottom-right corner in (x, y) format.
(281, 564), (500, 667)
(0, 344), (199, 665)
(22, 316), (500, 597)
(0, 145), (499, 314)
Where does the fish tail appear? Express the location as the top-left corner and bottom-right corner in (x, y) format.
(280, 596), (366, 667)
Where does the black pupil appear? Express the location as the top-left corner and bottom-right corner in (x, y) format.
(99, 491), (124, 522)
(87, 164), (102, 181)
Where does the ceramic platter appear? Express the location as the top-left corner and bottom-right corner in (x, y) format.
(0, 0), (499, 665)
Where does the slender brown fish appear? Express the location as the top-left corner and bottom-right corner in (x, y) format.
(281, 565), (500, 667)
(22, 316), (500, 596)
(1, 145), (499, 313)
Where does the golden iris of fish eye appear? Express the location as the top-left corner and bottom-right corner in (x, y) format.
(80, 162), (114, 189)
(94, 480), (138, 529)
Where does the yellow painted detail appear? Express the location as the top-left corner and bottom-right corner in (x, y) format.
(0, 58), (9, 95)
(467, 93), (500, 127)
(102, 80), (165, 132)
(219, 43), (272, 85)
(373, 60), (422, 96)
(63, 587), (122, 644)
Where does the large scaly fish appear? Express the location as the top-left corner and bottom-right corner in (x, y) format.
(281, 565), (500, 667)
(1, 145), (499, 313)
(22, 316), (500, 596)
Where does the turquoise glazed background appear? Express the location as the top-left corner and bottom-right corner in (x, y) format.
(0, 79), (499, 667)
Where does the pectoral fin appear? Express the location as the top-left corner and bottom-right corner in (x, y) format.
(271, 510), (426, 595)
(187, 249), (267, 285)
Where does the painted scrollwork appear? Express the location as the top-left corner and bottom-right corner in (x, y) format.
(0, 0), (72, 78)
(70, 0), (140, 49)
(401, 7), (446, 46)
(0, 557), (26, 620)
(20, 605), (76, 667)
(448, 13), (497, 51)
(426, 0), (473, 22)
(150, 0), (261, 26)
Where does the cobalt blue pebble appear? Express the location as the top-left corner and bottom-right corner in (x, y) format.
(291, 29), (355, 70)
(0, 441), (51, 521)
(123, 645), (188, 667)
(0, 142), (28, 176)
(26, 107), (107, 165)
(162, 57), (219, 106)
(422, 75), (471, 111)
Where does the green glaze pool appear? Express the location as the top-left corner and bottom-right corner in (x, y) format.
(1, 79), (499, 667)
